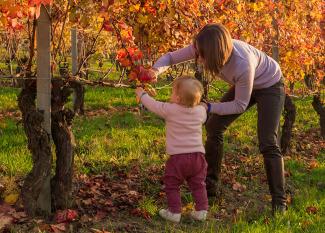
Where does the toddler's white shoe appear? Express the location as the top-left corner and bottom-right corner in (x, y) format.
(159, 209), (181, 223)
(190, 210), (208, 221)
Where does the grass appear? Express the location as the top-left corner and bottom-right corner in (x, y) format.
(0, 118), (31, 177)
(0, 87), (19, 112)
(231, 161), (325, 233)
(0, 83), (324, 232)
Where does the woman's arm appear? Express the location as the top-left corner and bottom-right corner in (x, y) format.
(210, 64), (255, 115)
(152, 44), (196, 75)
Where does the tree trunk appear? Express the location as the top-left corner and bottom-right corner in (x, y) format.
(7, 57), (14, 86)
(312, 94), (325, 138)
(18, 80), (52, 217)
(281, 94), (297, 154)
(19, 79), (76, 214)
(71, 28), (78, 76)
(51, 80), (75, 210)
(271, 0), (297, 154)
(70, 81), (85, 115)
(195, 65), (209, 100)
(289, 82), (295, 93)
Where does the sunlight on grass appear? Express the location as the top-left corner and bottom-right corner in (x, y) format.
(0, 86), (324, 232)
(0, 87), (19, 111)
(0, 119), (31, 176)
(138, 197), (158, 216)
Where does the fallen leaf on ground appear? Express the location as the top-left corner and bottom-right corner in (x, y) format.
(0, 202), (14, 213)
(130, 208), (151, 220)
(232, 182), (246, 192)
(0, 214), (14, 230)
(4, 193), (19, 205)
(286, 195), (292, 205)
(94, 210), (107, 221)
(80, 214), (92, 223)
(35, 223), (52, 232)
(50, 223), (67, 233)
(90, 228), (111, 233)
(55, 209), (78, 223)
(306, 206), (318, 214)
(11, 211), (28, 224)
(301, 220), (312, 229)
(308, 161), (319, 170)
(264, 216), (270, 225)
(182, 202), (194, 213)
(82, 198), (93, 205)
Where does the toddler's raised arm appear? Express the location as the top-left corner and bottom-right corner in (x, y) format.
(136, 88), (170, 119)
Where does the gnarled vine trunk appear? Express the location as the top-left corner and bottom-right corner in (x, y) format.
(195, 66), (209, 100)
(51, 80), (75, 210)
(312, 94), (325, 139)
(51, 109), (75, 209)
(70, 81), (85, 115)
(281, 94), (296, 154)
(18, 78), (76, 215)
(18, 80), (52, 217)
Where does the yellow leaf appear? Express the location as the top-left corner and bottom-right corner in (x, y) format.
(181, 202), (194, 213)
(252, 2), (264, 12)
(0, 16), (7, 26)
(300, 70), (305, 78)
(137, 14), (148, 24)
(129, 3), (140, 12)
(285, 51), (292, 57)
(4, 193), (19, 205)
(252, 3), (258, 11)
(236, 3), (242, 12)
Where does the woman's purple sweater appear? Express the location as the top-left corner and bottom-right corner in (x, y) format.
(152, 39), (282, 115)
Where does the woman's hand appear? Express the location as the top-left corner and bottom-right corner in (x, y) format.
(200, 101), (211, 113)
(200, 102), (208, 111)
(139, 68), (158, 83)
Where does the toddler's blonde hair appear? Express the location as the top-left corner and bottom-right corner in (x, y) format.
(173, 76), (204, 107)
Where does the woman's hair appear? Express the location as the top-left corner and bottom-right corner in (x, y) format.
(193, 23), (233, 77)
(173, 76), (203, 107)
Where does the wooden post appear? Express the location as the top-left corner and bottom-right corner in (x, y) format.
(8, 50), (13, 75)
(71, 27), (82, 113)
(8, 45), (14, 86)
(36, 4), (52, 214)
(71, 27), (78, 75)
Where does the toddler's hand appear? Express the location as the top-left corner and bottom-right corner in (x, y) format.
(200, 102), (208, 111)
(135, 87), (145, 97)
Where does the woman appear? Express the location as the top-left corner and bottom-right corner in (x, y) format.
(145, 23), (287, 213)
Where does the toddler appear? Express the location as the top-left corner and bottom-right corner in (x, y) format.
(135, 76), (208, 223)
